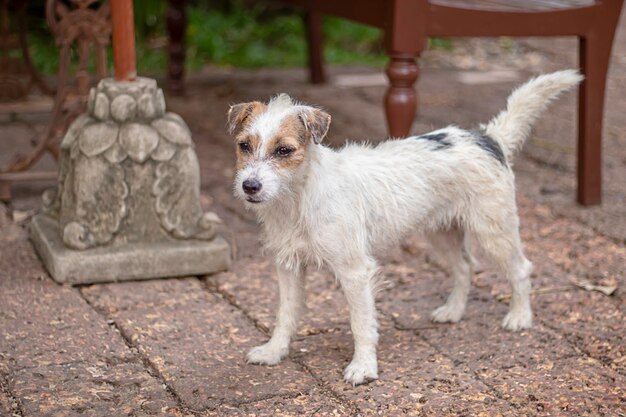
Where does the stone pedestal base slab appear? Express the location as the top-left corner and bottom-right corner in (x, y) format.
(31, 214), (231, 285)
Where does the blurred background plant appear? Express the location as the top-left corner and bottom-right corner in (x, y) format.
(23, 0), (406, 76)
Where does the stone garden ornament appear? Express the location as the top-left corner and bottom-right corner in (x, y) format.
(31, 77), (231, 284)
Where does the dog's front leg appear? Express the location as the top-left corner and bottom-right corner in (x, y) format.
(337, 261), (379, 385)
(247, 262), (305, 365)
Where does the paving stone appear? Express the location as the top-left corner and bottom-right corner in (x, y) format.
(376, 254), (455, 332)
(206, 388), (352, 417)
(0, 387), (16, 416)
(377, 258), (580, 366)
(9, 362), (183, 417)
(535, 290), (625, 375)
(474, 356), (626, 416)
(419, 303), (579, 381)
(0, 232), (182, 415)
(82, 280), (316, 410)
(377, 249), (624, 415)
(1, 287), (134, 369)
(0, 242), (134, 370)
(516, 197), (625, 287)
(208, 258), (352, 335)
(291, 328), (524, 416)
(82, 277), (206, 315)
(0, 230), (47, 291)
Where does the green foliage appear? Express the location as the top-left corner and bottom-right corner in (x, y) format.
(186, 4), (307, 69)
(428, 37), (453, 50)
(23, 2), (449, 75)
(26, 33), (59, 75)
(184, 3), (386, 69)
(133, 0), (167, 38)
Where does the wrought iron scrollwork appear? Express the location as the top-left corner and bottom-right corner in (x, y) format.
(0, 0), (111, 200)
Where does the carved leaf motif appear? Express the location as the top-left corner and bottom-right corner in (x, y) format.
(79, 122), (119, 157)
(62, 156), (128, 249)
(70, 141), (81, 159)
(119, 123), (159, 163)
(164, 112), (186, 126)
(151, 138), (176, 161)
(103, 141), (127, 163)
(137, 92), (156, 119)
(93, 92), (109, 120)
(63, 222), (96, 250)
(110, 94), (137, 123)
(61, 114), (92, 150)
(46, 143), (74, 217)
(152, 148), (216, 240)
(87, 87), (96, 115)
(154, 88), (166, 117)
(151, 114), (192, 146)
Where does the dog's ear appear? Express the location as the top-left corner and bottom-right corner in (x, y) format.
(227, 101), (264, 136)
(298, 108), (331, 144)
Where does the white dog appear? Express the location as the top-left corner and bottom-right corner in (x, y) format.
(227, 70), (582, 385)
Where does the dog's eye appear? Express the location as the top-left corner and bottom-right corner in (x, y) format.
(275, 146), (294, 157)
(238, 142), (251, 153)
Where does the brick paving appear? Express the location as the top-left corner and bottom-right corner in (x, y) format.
(2, 10), (626, 417)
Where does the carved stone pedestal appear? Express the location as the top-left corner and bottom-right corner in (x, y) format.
(31, 77), (230, 284)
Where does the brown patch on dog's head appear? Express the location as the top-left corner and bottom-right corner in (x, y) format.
(265, 114), (308, 170)
(234, 133), (260, 170)
(227, 101), (266, 136)
(228, 101), (267, 171)
(298, 107), (331, 144)
(230, 96), (332, 175)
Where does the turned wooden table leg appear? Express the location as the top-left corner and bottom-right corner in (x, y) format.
(576, 1), (620, 207)
(0, 181), (11, 202)
(577, 34), (606, 206)
(304, 11), (326, 84)
(385, 52), (419, 138)
(167, 0), (187, 95)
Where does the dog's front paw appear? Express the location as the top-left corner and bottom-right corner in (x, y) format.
(431, 302), (465, 323)
(246, 342), (288, 365)
(502, 309), (532, 331)
(344, 357), (378, 386)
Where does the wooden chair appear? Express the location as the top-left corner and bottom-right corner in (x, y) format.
(167, 0), (624, 205)
(288, 0), (625, 205)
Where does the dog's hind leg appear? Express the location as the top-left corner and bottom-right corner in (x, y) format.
(429, 227), (473, 324)
(470, 208), (533, 331)
(247, 262), (305, 365)
(336, 257), (379, 385)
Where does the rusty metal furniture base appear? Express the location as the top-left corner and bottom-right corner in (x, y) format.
(0, 0), (55, 201)
(0, 0), (111, 202)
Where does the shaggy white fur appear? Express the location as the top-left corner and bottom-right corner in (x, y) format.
(229, 70), (582, 385)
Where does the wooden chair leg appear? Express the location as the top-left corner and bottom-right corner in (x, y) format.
(0, 180), (11, 203)
(577, 30), (615, 206)
(167, 0), (187, 95)
(304, 11), (326, 84)
(384, 52), (419, 137)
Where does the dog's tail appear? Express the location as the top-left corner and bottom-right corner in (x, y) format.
(484, 69), (583, 161)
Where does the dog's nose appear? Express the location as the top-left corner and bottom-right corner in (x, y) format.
(242, 179), (262, 195)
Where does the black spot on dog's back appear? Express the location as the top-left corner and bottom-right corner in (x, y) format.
(473, 131), (507, 166)
(416, 132), (452, 150)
